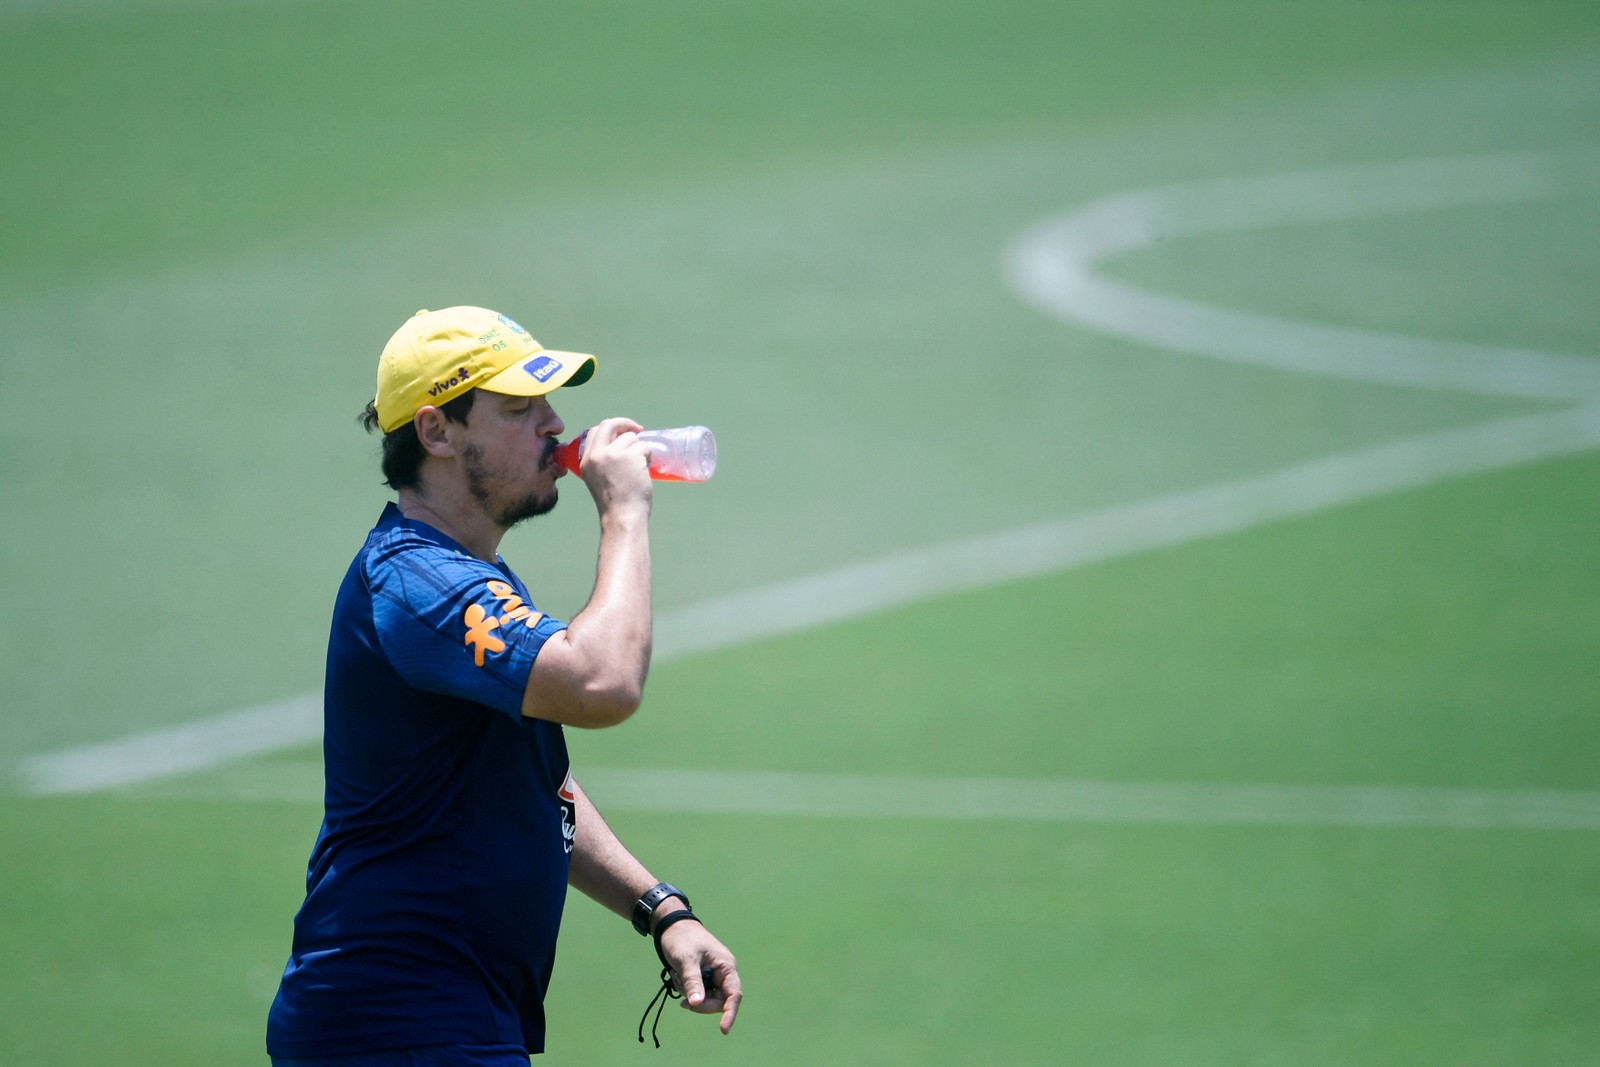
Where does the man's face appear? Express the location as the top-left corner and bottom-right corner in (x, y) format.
(457, 391), (567, 528)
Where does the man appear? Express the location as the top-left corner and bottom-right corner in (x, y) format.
(266, 306), (742, 1065)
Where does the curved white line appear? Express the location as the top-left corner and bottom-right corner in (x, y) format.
(1005, 152), (1600, 400)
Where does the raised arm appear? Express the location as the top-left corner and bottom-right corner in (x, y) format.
(522, 418), (655, 728)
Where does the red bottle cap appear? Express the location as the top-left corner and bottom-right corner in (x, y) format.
(554, 434), (585, 476)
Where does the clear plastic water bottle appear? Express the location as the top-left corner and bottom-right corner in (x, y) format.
(555, 425), (718, 482)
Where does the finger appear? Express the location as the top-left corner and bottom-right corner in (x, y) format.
(589, 417), (644, 446)
(711, 961), (742, 1033)
(679, 967), (705, 1008)
(603, 429), (640, 453)
(679, 991), (725, 1013)
(606, 435), (652, 468)
(677, 968), (723, 1014)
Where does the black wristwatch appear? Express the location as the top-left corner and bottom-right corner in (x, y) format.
(632, 882), (691, 936)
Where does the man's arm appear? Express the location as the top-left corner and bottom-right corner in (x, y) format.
(568, 778), (744, 1034)
(522, 418), (654, 729)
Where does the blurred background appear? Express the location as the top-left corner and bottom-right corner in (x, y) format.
(2, 1), (1597, 1063)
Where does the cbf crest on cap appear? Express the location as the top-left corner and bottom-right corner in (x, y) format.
(374, 306), (598, 433)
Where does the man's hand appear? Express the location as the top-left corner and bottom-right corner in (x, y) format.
(577, 417), (653, 519)
(658, 917), (743, 1034)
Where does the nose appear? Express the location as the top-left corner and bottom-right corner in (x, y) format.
(537, 397), (565, 439)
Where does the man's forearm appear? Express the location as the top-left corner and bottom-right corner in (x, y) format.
(520, 508), (652, 726)
(567, 778), (678, 922)
(573, 509), (653, 698)
(568, 777), (744, 1033)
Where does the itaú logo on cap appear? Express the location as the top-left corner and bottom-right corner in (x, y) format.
(523, 355), (564, 382)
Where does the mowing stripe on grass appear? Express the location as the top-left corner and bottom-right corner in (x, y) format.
(127, 762), (1600, 832)
(0, 0), (295, 23)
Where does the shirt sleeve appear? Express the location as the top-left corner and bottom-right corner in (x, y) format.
(365, 540), (567, 721)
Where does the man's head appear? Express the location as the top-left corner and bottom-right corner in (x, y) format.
(372, 306), (596, 433)
(362, 306), (598, 522)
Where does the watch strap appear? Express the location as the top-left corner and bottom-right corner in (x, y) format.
(632, 881), (691, 936)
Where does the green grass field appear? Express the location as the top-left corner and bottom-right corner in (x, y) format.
(3, 2), (1599, 1064)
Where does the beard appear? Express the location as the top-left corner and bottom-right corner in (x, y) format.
(463, 440), (559, 528)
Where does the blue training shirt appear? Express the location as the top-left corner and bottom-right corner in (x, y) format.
(267, 503), (575, 1058)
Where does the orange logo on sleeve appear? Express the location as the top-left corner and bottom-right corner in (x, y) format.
(463, 580), (547, 668)
(485, 580), (544, 629)
(462, 603), (507, 667)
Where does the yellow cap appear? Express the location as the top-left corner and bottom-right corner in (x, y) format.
(374, 306), (598, 433)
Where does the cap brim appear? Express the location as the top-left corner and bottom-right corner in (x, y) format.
(478, 350), (597, 396)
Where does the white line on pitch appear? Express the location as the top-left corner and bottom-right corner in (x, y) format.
(20, 404), (1600, 797)
(574, 768), (1600, 832)
(653, 406), (1600, 660)
(17, 692), (323, 797)
(126, 763), (1600, 832)
(19, 152), (1600, 798)
(1005, 152), (1600, 401)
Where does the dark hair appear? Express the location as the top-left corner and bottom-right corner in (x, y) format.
(360, 390), (477, 490)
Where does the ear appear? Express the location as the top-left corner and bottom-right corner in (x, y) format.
(413, 405), (458, 458)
